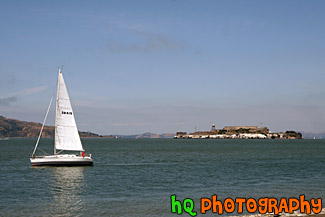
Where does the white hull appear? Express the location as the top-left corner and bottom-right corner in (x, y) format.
(30, 154), (93, 166)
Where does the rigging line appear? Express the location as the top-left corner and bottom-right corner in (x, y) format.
(38, 148), (50, 156)
(31, 71), (57, 157)
(32, 97), (53, 157)
(54, 68), (61, 156)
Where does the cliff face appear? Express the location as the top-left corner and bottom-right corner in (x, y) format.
(0, 116), (100, 138)
(0, 116), (53, 138)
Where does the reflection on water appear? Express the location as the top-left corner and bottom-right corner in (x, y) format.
(47, 167), (86, 217)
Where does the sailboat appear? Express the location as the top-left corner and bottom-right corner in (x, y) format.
(30, 68), (93, 166)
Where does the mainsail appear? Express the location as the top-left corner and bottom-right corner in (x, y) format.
(55, 69), (84, 152)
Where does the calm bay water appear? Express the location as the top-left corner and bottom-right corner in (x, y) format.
(0, 138), (324, 216)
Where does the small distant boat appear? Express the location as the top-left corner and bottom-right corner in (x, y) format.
(30, 68), (93, 166)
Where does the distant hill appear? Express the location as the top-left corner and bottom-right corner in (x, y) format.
(135, 132), (175, 139)
(0, 116), (101, 138)
(0, 116), (175, 139)
(115, 132), (175, 139)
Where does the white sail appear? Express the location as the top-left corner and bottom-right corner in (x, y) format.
(55, 69), (84, 152)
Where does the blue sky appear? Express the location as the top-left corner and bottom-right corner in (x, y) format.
(1, 0), (325, 134)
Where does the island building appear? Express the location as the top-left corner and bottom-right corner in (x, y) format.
(175, 124), (302, 139)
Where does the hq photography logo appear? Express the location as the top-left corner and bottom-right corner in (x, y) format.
(170, 195), (322, 217)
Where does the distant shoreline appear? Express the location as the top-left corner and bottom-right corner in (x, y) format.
(0, 116), (174, 139)
(2, 116), (325, 139)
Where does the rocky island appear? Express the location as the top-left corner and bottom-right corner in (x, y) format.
(175, 124), (302, 139)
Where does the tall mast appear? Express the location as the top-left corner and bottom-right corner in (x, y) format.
(54, 67), (62, 155)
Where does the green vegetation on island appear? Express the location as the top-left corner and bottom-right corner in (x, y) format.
(175, 125), (303, 139)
